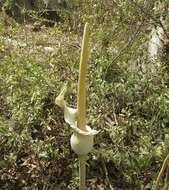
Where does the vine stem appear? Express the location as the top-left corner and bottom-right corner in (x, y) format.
(79, 155), (87, 190)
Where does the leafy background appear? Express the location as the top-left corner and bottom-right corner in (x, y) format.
(1, 0), (169, 189)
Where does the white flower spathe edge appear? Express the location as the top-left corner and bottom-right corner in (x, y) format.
(55, 92), (99, 136)
(64, 106), (99, 136)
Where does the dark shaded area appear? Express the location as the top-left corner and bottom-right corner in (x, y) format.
(36, 9), (63, 27)
(1, 0), (63, 26)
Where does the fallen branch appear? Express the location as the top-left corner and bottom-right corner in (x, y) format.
(153, 154), (169, 190)
(101, 159), (115, 190)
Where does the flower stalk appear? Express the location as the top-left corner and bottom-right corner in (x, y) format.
(79, 155), (87, 190)
(55, 23), (98, 190)
(77, 23), (90, 190)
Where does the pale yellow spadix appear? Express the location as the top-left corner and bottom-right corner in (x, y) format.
(77, 23), (90, 131)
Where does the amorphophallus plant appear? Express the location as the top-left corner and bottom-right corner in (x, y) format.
(55, 23), (98, 190)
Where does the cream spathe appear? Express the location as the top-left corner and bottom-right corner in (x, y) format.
(55, 87), (98, 155)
